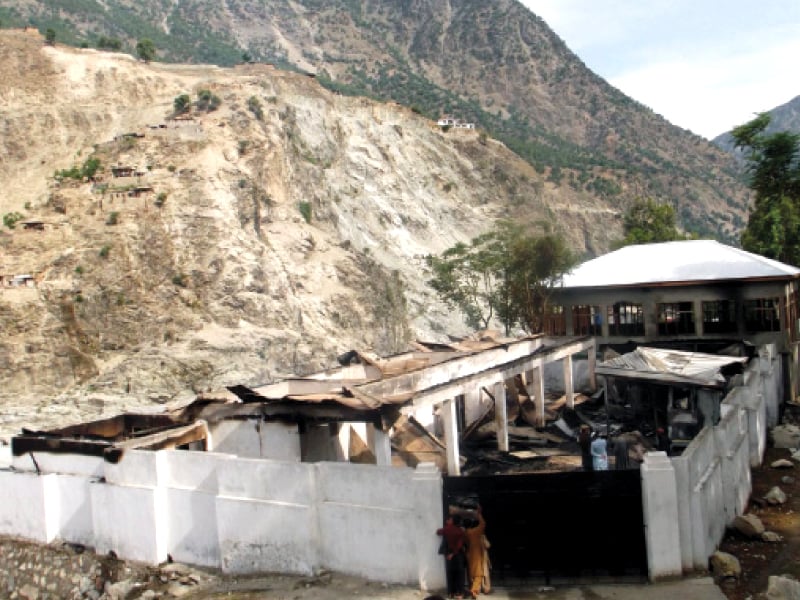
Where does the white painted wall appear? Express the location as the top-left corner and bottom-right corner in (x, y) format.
(642, 345), (778, 576)
(0, 470), (57, 543)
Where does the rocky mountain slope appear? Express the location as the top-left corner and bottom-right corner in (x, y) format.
(713, 94), (800, 153)
(0, 30), (624, 438)
(1, 0), (750, 241)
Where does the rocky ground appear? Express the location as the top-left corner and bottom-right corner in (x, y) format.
(716, 403), (800, 600)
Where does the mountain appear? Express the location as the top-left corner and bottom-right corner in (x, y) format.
(1, 0), (749, 241)
(0, 29), (628, 437)
(713, 95), (800, 153)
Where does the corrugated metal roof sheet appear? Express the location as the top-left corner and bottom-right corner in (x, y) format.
(561, 240), (800, 288)
(596, 347), (748, 387)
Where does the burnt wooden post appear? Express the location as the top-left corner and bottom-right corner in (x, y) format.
(588, 343), (597, 391)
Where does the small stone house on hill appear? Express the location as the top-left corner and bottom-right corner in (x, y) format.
(547, 239), (800, 398)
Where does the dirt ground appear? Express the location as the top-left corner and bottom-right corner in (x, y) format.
(717, 403), (800, 600)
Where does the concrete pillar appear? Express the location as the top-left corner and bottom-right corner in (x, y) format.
(464, 388), (484, 425)
(563, 355), (574, 410)
(693, 299), (704, 337)
(494, 381), (509, 452)
(532, 366), (545, 427)
(412, 463), (446, 591)
(442, 399), (461, 476)
(587, 345), (597, 392)
(368, 425), (392, 466)
(641, 452), (683, 580)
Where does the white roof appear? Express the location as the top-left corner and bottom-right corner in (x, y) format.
(561, 240), (800, 289)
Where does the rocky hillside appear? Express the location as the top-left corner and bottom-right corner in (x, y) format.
(0, 30), (625, 438)
(1, 0), (750, 241)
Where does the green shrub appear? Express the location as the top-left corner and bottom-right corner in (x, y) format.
(74, 266), (84, 275)
(172, 273), (188, 287)
(3, 212), (24, 229)
(106, 212), (119, 225)
(154, 192), (167, 207)
(173, 94), (191, 114)
(196, 89), (221, 111)
(298, 201), (312, 223)
(247, 96), (264, 121)
(99, 245), (111, 258)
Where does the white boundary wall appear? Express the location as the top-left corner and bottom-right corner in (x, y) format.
(0, 448), (445, 590)
(641, 344), (780, 579)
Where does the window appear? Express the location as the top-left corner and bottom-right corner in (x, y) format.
(607, 302), (644, 336)
(572, 305), (602, 336)
(744, 298), (781, 332)
(658, 302), (695, 335)
(543, 305), (566, 336)
(702, 300), (737, 334)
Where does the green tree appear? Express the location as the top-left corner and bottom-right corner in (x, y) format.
(45, 28), (56, 45)
(97, 36), (122, 51)
(614, 198), (687, 248)
(136, 38), (156, 62)
(173, 94), (191, 114)
(427, 222), (576, 333)
(732, 113), (800, 265)
(196, 89), (221, 111)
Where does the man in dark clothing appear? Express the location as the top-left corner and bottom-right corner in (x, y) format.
(578, 425), (593, 471)
(437, 515), (467, 599)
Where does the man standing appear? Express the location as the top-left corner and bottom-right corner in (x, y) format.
(437, 514), (466, 599)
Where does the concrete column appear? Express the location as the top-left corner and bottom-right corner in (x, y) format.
(464, 388), (484, 425)
(494, 381), (509, 452)
(641, 452), (683, 580)
(442, 399), (461, 476)
(412, 463), (446, 591)
(693, 299), (704, 337)
(587, 344), (597, 392)
(532, 366), (545, 427)
(563, 355), (574, 410)
(368, 425), (392, 466)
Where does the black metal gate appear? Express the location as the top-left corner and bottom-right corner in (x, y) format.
(443, 469), (647, 585)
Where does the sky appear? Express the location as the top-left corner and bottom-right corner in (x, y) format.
(520, 0), (800, 139)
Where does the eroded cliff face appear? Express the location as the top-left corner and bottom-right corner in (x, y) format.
(0, 31), (620, 438)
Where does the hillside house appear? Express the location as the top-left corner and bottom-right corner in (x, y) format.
(21, 220), (45, 232)
(437, 116), (476, 130)
(111, 166), (136, 178)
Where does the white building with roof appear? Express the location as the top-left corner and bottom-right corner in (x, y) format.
(547, 239), (800, 398)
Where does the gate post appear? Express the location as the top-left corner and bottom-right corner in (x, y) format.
(641, 452), (682, 580)
(413, 463), (446, 591)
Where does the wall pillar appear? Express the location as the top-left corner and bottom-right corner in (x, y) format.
(442, 399), (461, 476)
(641, 452), (683, 580)
(563, 355), (574, 410)
(494, 381), (509, 452)
(412, 463), (446, 591)
(693, 299), (704, 337)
